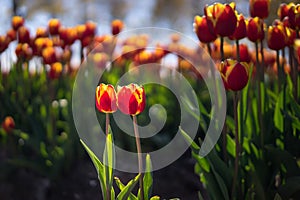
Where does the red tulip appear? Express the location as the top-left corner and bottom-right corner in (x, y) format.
(278, 3), (294, 20)
(12, 16), (24, 31)
(204, 2), (237, 37)
(49, 62), (63, 79)
(2, 116), (15, 133)
(117, 84), (146, 116)
(15, 43), (33, 60)
(42, 47), (57, 64)
(220, 59), (249, 91)
(36, 27), (48, 38)
(267, 25), (286, 50)
(229, 14), (247, 40)
(193, 15), (217, 43)
(247, 17), (265, 42)
(96, 84), (117, 113)
(48, 19), (61, 35)
(17, 26), (30, 43)
(250, 0), (270, 19)
(111, 19), (124, 35)
(6, 29), (17, 42)
(0, 35), (10, 53)
(288, 4), (300, 30)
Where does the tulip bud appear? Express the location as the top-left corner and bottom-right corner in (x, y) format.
(2, 116), (15, 133)
(17, 26), (30, 44)
(193, 15), (217, 43)
(96, 83), (117, 113)
(117, 84), (146, 115)
(49, 62), (63, 79)
(12, 16), (25, 31)
(247, 17), (265, 42)
(42, 47), (57, 64)
(205, 2), (237, 37)
(48, 19), (61, 35)
(0, 35), (10, 53)
(267, 25), (286, 50)
(220, 59), (249, 91)
(249, 0), (270, 19)
(229, 14), (247, 40)
(111, 19), (124, 35)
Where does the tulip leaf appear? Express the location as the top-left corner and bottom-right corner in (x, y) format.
(114, 177), (138, 200)
(179, 126), (200, 152)
(274, 91), (284, 132)
(80, 139), (106, 199)
(150, 196), (160, 200)
(103, 128), (115, 199)
(143, 154), (153, 200)
(116, 173), (141, 200)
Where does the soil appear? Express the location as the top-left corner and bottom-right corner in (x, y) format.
(0, 151), (205, 200)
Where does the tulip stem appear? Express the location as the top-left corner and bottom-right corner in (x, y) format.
(260, 40), (265, 82)
(220, 37), (224, 61)
(255, 42), (264, 147)
(105, 113), (111, 200)
(207, 43), (212, 56)
(133, 115), (144, 200)
(231, 92), (240, 199)
(276, 50), (282, 92)
(236, 40), (240, 62)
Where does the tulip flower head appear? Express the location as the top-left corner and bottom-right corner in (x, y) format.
(205, 2), (237, 37)
(96, 83), (117, 113)
(117, 84), (146, 116)
(267, 25), (287, 50)
(2, 116), (15, 133)
(193, 15), (217, 43)
(288, 4), (300, 30)
(247, 17), (265, 42)
(12, 16), (25, 31)
(220, 59), (250, 91)
(111, 19), (124, 35)
(250, 0), (270, 19)
(229, 14), (247, 41)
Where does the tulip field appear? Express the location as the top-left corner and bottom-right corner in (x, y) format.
(1, 0), (300, 199)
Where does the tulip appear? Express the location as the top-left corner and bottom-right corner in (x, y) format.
(249, 0), (270, 19)
(229, 14), (247, 41)
(278, 3), (294, 20)
(0, 35), (9, 53)
(220, 59), (249, 91)
(17, 26), (30, 43)
(288, 4), (300, 30)
(48, 19), (61, 35)
(36, 27), (48, 38)
(267, 25), (286, 50)
(42, 47), (57, 64)
(247, 17), (265, 43)
(234, 44), (251, 62)
(117, 84), (146, 116)
(93, 52), (109, 69)
(15, 43), (33, 60)
(49, 62), (63, 79)
(204, 2), (237, 37)
(193, 15), (217, 43)
(95, 83), (117, 113)
(2, 116), (15, 133)
(111, 19), (124, 35)
(12, 16), (24, 31)
(6, 29), (17, 42)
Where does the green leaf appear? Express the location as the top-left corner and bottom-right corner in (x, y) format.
(179, 127), (200, 152)
(80, 139), (106, 199)
(274, 91), (284, 132)
(144, 154), (153, 200)
(150, 196), (160, 200)
(226, 134), (236, 157)
(192, 151), (210, 173)
(117, 174), (141, 200)
(114, 177), (137, 200)
(104, 128), (115, 199)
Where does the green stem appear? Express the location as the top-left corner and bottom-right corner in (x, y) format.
(276, 50), (282, 92)
(133, 115), (144, 200)
(220, 37), (224, 61)
(236, 40), (240, 62)
(231, 92), (240, 199)
(105, 113), (110, 200)
(260, 40), (265, 82)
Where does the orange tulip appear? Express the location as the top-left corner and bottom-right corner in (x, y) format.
(2, 116), (15, 133)
(111, 19), (124, 35)
(49, 62), (63, 79)
(17, 26), (30, 44)
(48, 19), (61, 35)
(0, 35), (10, 53)
(96, 84), (118, 113)
(117, 84), (146, 116)
(193, 15), (217, 43)
(12, 16), (24, 31)
(204, 2), (237, 37)
(42, 47), (57, 64)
